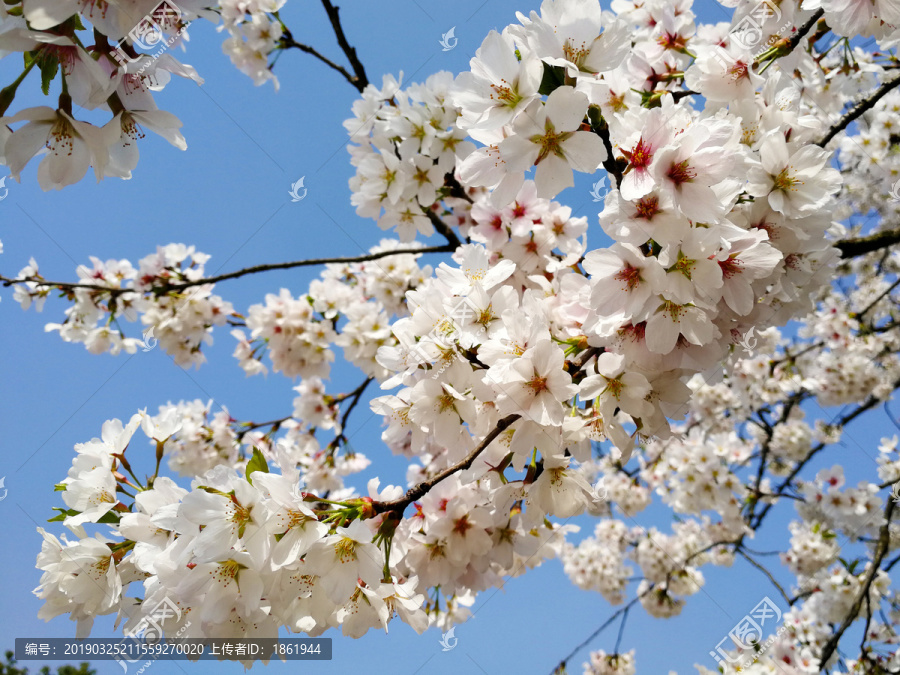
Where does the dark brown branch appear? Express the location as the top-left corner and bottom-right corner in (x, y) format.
(884, 552), (900, 573)
(858, 277), (900, 319)
(596, 122), (625, 190)
(837, 228), (900, 259)
(334, 377), (373, 439)
(371, 347), (601, 516)
(751, 379), (900, 529)
(552, 593), (648, 674)
(443, 173), (474, 204)
(817, 495), (896, 668)
(426, 210), (463, 249)
(747, 394), (800, 516)
(373, 414), (520, 514)
(782, 9), (825, 55)
(817, 73), (900, 147)
(736, 548), (791, 606)
(319, 0), (368, 92)
(0, 245), (455, 297)
(671, 89), (698, 102)
(279, 34), (359, 87)
(235, 415), (292, 439)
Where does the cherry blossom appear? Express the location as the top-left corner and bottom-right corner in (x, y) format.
(9, 0), (900, 669)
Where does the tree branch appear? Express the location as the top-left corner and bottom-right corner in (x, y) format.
(836, 228), (900, 259)
(329, 377), (374, 447)
(235, 415), (292, 440)
(736, 547), (792, 606)
(0, 245), (455, 297)
(596, 122), (625, 190)
(371, 347), (601, 515)
(751, 379), (900, 529)
(279, 33), (359, 88)
(782, 9), (825, 56)
(319, 0), (369, 92)
(817, 73), (900, 147)
(372, 414), (520, 515)
(817, 495), (895, 668)
(552, 593), (647, 674)
(426, 210), (463, 249)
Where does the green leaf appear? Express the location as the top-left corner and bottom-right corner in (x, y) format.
(97, 511), (121, 524)
(48, 507), (121, 524)
(48, 507), (74, 522)
(537, 62), (566, 96)
(54, 483), (67, 492)
(245, 447), (270, 485)
(39, 55), (58, 96)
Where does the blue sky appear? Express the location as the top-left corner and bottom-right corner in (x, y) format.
(1, 1), (897, 674)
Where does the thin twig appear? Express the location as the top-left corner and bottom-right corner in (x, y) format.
(817, 496), (896, 667)
(279, 33), (358, 87)
(817, 73), (900, 147)
(373, 414), (520, 514)
(552, 594), (646, 674)
(335, 377), (373, 436)
(320, 0), (368, 92)
(235, 415), (292, 440)
(736, 548), (792, 606)
(751, 379), (900, 529)
(0, 245), (455, 296)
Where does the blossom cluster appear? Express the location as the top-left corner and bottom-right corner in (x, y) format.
(234, 239), (433, 380)
(34, 411), (570, 643)
(0, 0), (292, 189)
(9, 0), (900, 670)
(13, 244), (234, 367)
